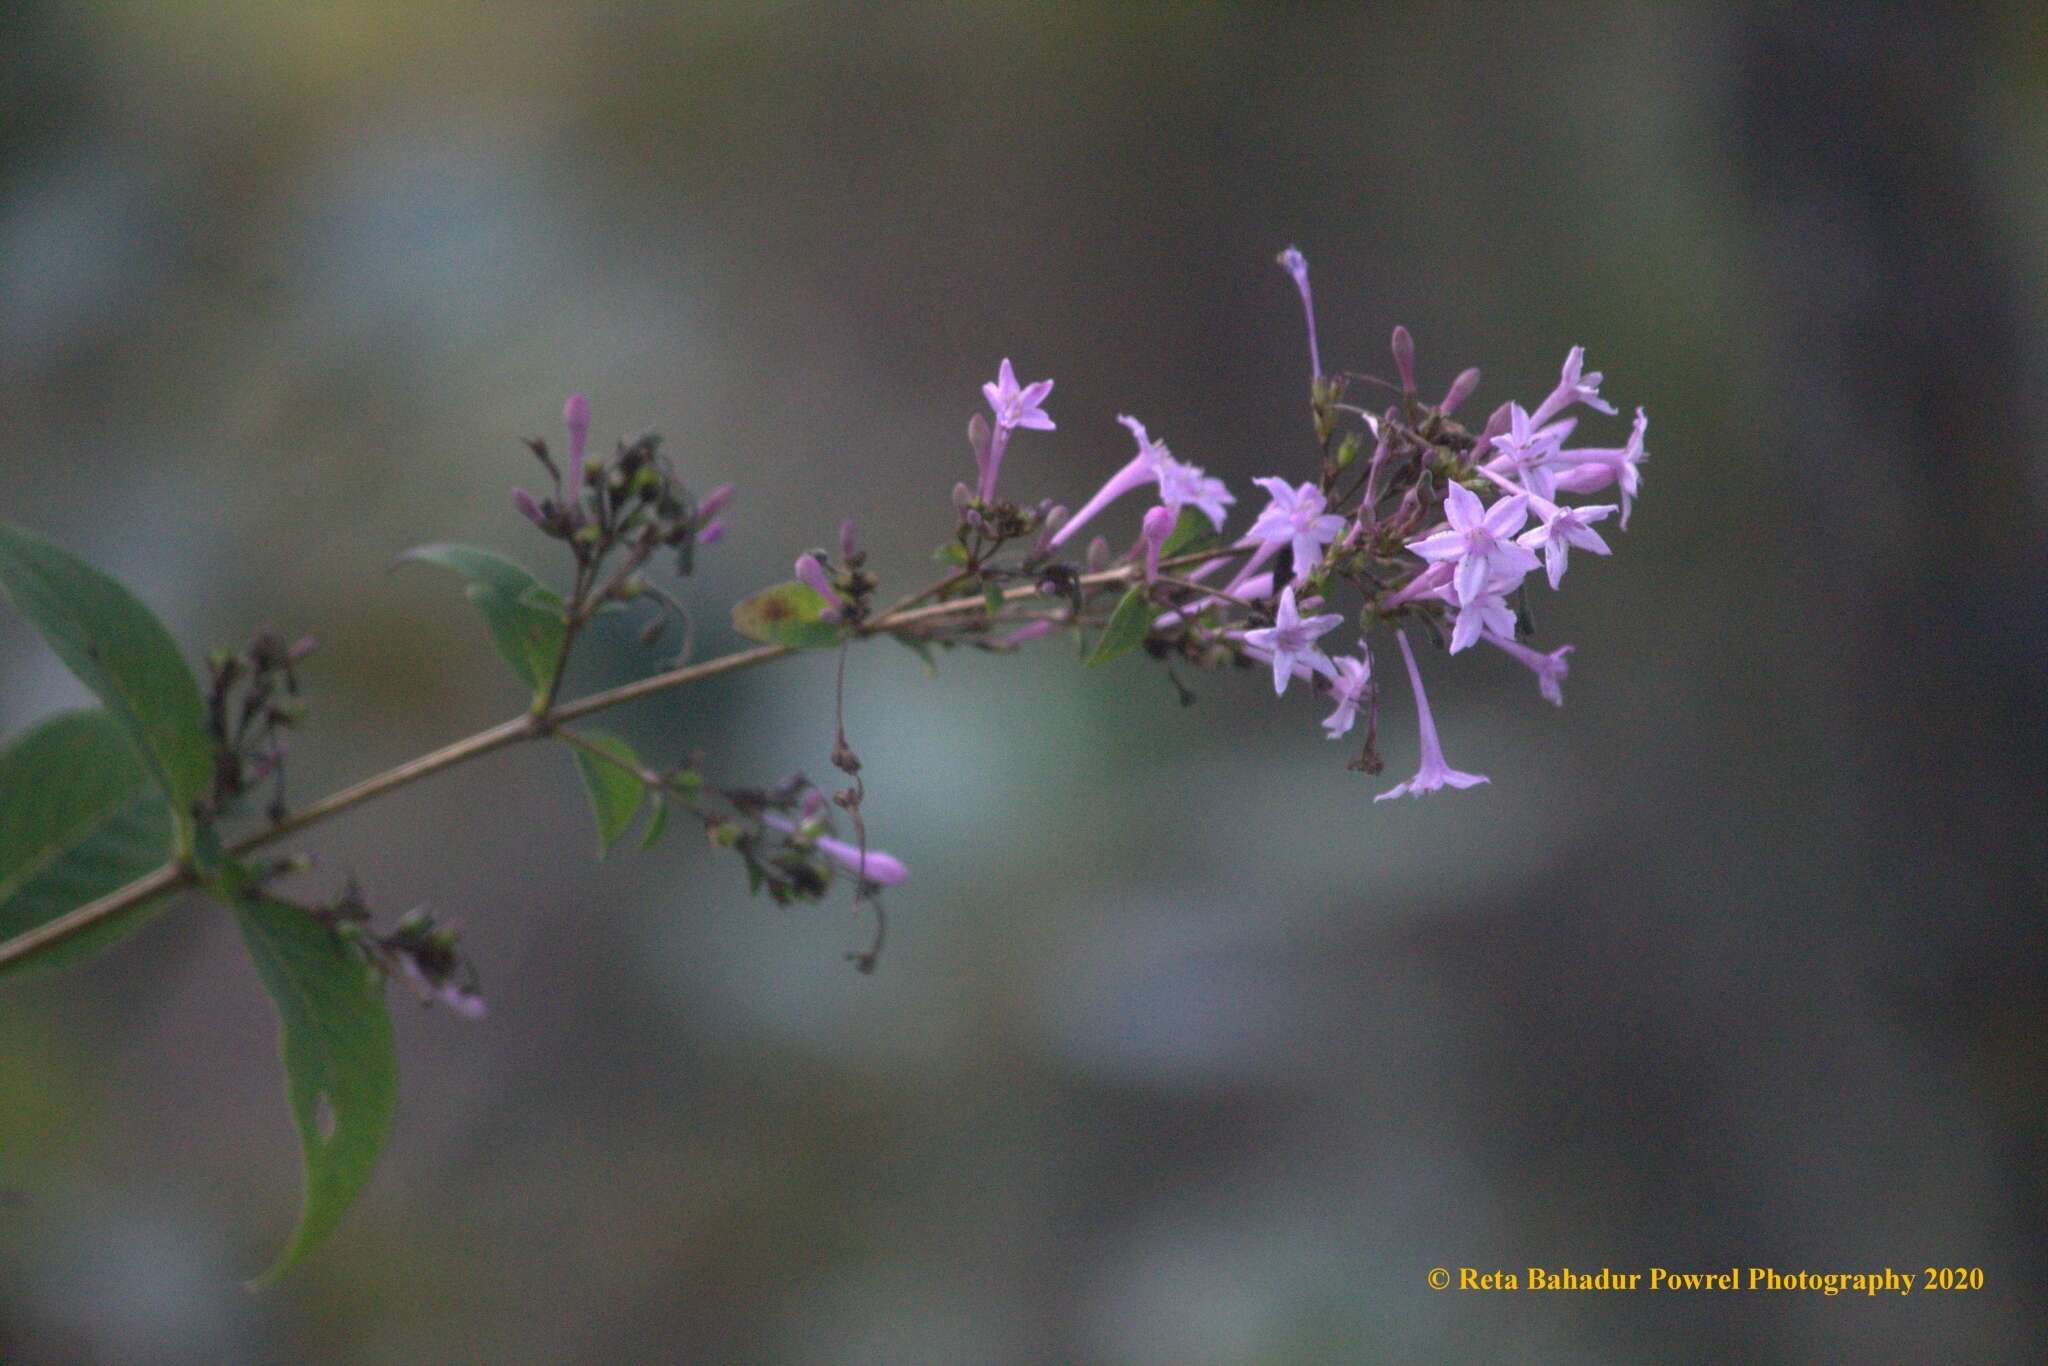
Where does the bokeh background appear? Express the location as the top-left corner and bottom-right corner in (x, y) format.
(4, 3), (2045, 1360)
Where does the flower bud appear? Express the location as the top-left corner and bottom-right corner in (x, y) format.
(697, 482), (735, 518)
(1391, 326), (1417, 396)
(1439, 367), (1481, 415)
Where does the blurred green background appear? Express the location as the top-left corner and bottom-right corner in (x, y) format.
(4, 2), (2046, 1360)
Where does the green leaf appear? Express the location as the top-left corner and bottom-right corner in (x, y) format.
(638, 794), (671, 850)
(1085, 586), (1157, 667)
(0, 524), (211, 821)
(892, 634), (940, 678)
(982, 580), (1005, 618)
(0, 710), (177, 980)
(396, 544), (567, 704)
(236, 896), (397, 1288)
(730, 581), (844, 650)
(570, 732), (646, 856)
(1159, 505), (1219, 560)
(933, 541), (970, 567)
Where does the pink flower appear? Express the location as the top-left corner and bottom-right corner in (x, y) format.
(761, 812), (909, 887)
(1448, 581), (1516, 655)
(1246, 478), (1347, 585)
(1439, 367), (1481, 415)
(511, 487), (546, 528)
(1049, 415), (1233, 548)
(1321, 651), (1373, 738)
(977, 358), (1055, 502)
(1139, 505), (1175, 582)
(1277, 246), (1321, 380)
(1528, 346), (1617, 427)
(1484, 631), (1573, 706)
(562, 393), (591, 498)
(1516, 497), (1615, 589)
(1548, 407), (1648, 528)
(1484, 403), (1575, 476)
(794, 552), (843, 621)
(983, 357), (1055, 432)
(1376, 632), (1489, 800)
(1004, 619), (1055, 645)
(1240, 586), (1343, 696)
(1390, 326), (1417, 395)
(1405, 482), (1541, 607)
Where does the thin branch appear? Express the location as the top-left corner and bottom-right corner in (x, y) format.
(0, 544), (1243, 974)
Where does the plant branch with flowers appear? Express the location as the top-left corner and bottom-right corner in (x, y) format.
(0, 248), (1650, 1281)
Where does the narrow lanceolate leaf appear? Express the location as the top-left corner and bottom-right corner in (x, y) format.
(0, 524), (211, 818)
(570, 732), (646, 856)
(730, 580), (844, 650)
(0, 709), (177, 980)
(236, 896), (398, 1288)
(1086, 586), (1157, 667)
(395, 544), (568, 704)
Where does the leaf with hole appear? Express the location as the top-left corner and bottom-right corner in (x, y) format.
(0, 524), (211, 823)
(236, 896), (398, 1287)
(395, 544), (568, 703)
(0, 709), (177, 980)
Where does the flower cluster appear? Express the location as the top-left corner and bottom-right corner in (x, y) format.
(315, 882), (486, 1019)
(907, 247), (1649, 799)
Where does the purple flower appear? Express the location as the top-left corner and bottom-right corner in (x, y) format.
(977, 359), (1055, 502)
(1140, 504), (1175, 583)
(698, 517), (726, 545)
(983, 357), (1055, 433)
(1405, 482), (1542, 607)
(1528, 346), (1617, 427)
(698, 482), (735, 518)
(1277, 246), (1322, 380)
(1516, 496), (1615, 589)
(1004, 618), (1055, 645)
(1484, 631), (1573, 706)
(1049, 415), (1233, 548)
(761, 812), (909, 887)
(396, 954), (487, 1020)
(1439, 367), (1481, 415)
(562, 393), (592, 499)
(1240, 586), (1343, 696)
(1390, 326), (1417, 396)
(794, 552), (843, 621)
(511, 487), (547, 528)
(1548, 407), (1648, 528)
(1484, 403), (1575, 477)
(1376, 632), (1489, 801)
(1246, 478), (1348, 584)
(1448, 580), (1517, 655)
(1321, 651), (1373, 739)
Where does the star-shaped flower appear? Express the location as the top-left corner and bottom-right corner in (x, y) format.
(1529, 345), (1618, 427)
(1240, 586), (1343, 696)
(1405, 482), (1541, 607)
(982, 358), (1055, 433)
(1049, 415), (1234, 547)
(1517, 497), (1616, 588)
(1485, 402), (1574, 473)
(1320, 651), (1373, 738)
(1247, 478), (1348, 584)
